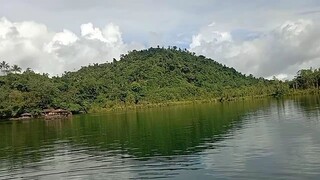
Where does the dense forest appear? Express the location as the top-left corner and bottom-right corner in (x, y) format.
(0, 47), (319, 118)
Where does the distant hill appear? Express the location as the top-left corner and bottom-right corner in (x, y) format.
(0, 47), (293, 118)
(59, 48), (270, 105)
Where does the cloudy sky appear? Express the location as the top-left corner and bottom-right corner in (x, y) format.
(1, 0), (320, 79)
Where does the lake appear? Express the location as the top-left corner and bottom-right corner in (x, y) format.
(0, 96), (319, 179)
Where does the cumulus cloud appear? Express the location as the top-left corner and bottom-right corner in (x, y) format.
(189, 19), (320, 79)
(0, 17), (144, 75)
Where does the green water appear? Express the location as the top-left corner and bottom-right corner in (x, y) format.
(0, 96), (320, 179)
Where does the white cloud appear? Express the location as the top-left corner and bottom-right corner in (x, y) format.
(189, 19), (320, 79)
(102, 23), (123, 45)
(266, 74), (289, 81)
(44, 29), (78, 53)
(0, 17), (144, 75)
(81, 23), (106, 42)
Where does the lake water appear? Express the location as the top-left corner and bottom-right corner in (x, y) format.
(0, 96), (320, 179)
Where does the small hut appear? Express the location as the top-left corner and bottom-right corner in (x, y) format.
(42, 108), (72, 119)
(10, 113), (32, 121)
(42, 109), (55, 116)
(21, 113), (32, 119)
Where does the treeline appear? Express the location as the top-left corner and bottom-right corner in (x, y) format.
(0, 47), (318, 118)
(290, 68), (320, 90)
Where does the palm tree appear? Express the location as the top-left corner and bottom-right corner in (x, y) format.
(0, 61), (5, 70)
(11, 64), (22, 74)
(0, 61), (10, 75)
(25, 67), (33, 73)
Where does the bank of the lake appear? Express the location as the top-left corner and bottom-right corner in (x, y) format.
(2, 89), (319, 119)
(88, 89), (319, 113)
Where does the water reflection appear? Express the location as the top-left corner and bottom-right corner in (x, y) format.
(0, 96), (319, 179)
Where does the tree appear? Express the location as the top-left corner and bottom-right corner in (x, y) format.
(11, 65), (22, 74)
(24, 67), (34, 74)
(0, 61), (10, 75)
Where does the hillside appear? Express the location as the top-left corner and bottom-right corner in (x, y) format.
(0, 47), (287, 118)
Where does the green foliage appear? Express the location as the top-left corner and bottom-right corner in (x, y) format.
(290, 68), (320, 90)
(0, 48), (318, 118)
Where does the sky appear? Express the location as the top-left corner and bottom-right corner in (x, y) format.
(1, 0), (320, 79)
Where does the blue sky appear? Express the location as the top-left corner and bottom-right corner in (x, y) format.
(0, 0), (320, 78)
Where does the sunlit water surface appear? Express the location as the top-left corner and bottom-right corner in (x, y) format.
(0, 96), (320, 179)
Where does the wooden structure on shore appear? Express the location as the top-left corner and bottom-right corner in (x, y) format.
(10, 113), (33, 121)
(42, 109), (72, 119)
(10, 109), (72, 121)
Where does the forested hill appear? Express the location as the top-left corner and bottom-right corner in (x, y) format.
(63, 47), (263, 100)
(59, 47), (272, 106)
(0, 47), (295, 118)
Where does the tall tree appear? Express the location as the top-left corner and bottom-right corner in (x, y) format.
(11, 64), (22, 74)
(0, 61), (10, 75)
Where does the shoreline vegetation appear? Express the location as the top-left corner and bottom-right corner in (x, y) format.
(0, 47), (319, 120)
(88, 90), (319, 113)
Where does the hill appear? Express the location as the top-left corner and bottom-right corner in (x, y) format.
(0, 47), (291, 118)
